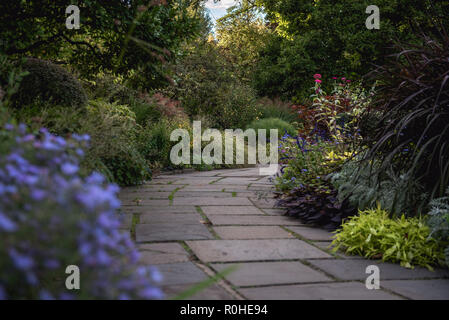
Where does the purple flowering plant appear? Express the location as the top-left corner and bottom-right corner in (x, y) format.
(275, 134), (334, 192)
(0, 124), (162, 300)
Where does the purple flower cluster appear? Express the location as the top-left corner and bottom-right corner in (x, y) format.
(0, 124), (162, 300)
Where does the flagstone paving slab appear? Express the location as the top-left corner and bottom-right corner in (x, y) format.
(250, 183), (276, 188)
(263, 208), (287, 215)
(138, 243), (191, 265)
(121, 206), (198, 214)
(214, 177), (260, 185)
(134, 185), (183, 192)
(311, 242), (366, 259)
(181, 185), (230, 192)
(233, 192), (266, 198)
(119, 191), (170, 199)
(191, 170), (233, 176)
(157, 262), (208, 286)
(172, 177), (220, 185)
(213, 226), (293, 240)
(312, 241), (334, 250)
(136, 223), (213, 242)
(306, 259), (449, 280)
(118, 213), (132, 229)
(120, 192), (172, 201)
(339, 253), (373, 260)
(248, 185), (275, 191)
(186, 239), (331, 262)
(217, 169), (260, 177)
(239, 282), (403, 300)
(140, 214), (201, 224)
(254, 176), (274, 184)
(173, 197), (252, 206)
(201, 206), (264, 215)
(121, 199), (170, 207)
(171, 171), (218, 177)
(162, 284), (236, 300)
(119, 168), (449, 300)
(155, 174), (193, 179)
(249, 198), (277, 208)
(175, 191), (234, 198)
(222, 186), (252, 192)
(380, 279), (449, 300)
(206, 215), (304, 226)
(212, 261), (331, 287)
(286, 226), (335, 241)
(150, 179), (180, 185)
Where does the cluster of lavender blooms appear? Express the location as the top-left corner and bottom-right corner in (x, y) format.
(0, 124), (162, 300)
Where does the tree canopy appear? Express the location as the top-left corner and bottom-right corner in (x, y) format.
(251, 0), (449, 99)
(0, 0), (204, 89)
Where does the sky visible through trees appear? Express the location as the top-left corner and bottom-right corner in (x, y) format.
(205, 0), (238, 26)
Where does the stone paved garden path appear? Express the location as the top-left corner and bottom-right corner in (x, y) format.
(119, 168), (449, 300)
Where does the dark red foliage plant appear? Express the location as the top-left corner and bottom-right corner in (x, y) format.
(361, 21), (449, 203)
(275, 182), (356, 231)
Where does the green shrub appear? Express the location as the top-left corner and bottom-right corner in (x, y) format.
(192, 134), (254, 171)
(86, 76), (164, 127)
(80, 100), (150, 186)
(16, 102), (85, 135)
(142, 93), (188, 123)
(427, 188), (449, 267)
(137, 120), (173, 169)
(86, 75), (136, 105)
(274, 136), (356, 230)
(98, 146), (150, 187)
(13, 58), (87, 108)
(275, 137), (350, 192)
(257, 98), (297, 124)
(330, 159), (427, 216)
(311, 77), (372, 143)
(332, 205), (446, 269)
(215, 83), (260, 129)
(148, 120), (253, 171)
(131, 101), (162, 127)
(168, 40), (231, 123)
(253, 0), (449, 100)
(0, 55), (28, 112)
(246, 117), (296, 139)
(252, 32), (318, 101)
(168, 40), (260, 129)
(15, 100), (151, 186)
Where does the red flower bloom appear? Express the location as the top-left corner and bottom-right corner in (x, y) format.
(313, 74), (322, 79)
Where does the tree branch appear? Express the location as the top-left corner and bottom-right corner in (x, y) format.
(60, 34), (101, 58)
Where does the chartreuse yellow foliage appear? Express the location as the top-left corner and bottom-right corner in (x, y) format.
(324, 150), (353, 166)
(332, 205), (446, 270)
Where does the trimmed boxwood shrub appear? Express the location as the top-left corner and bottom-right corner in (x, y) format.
(13, 58), (87, 108)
